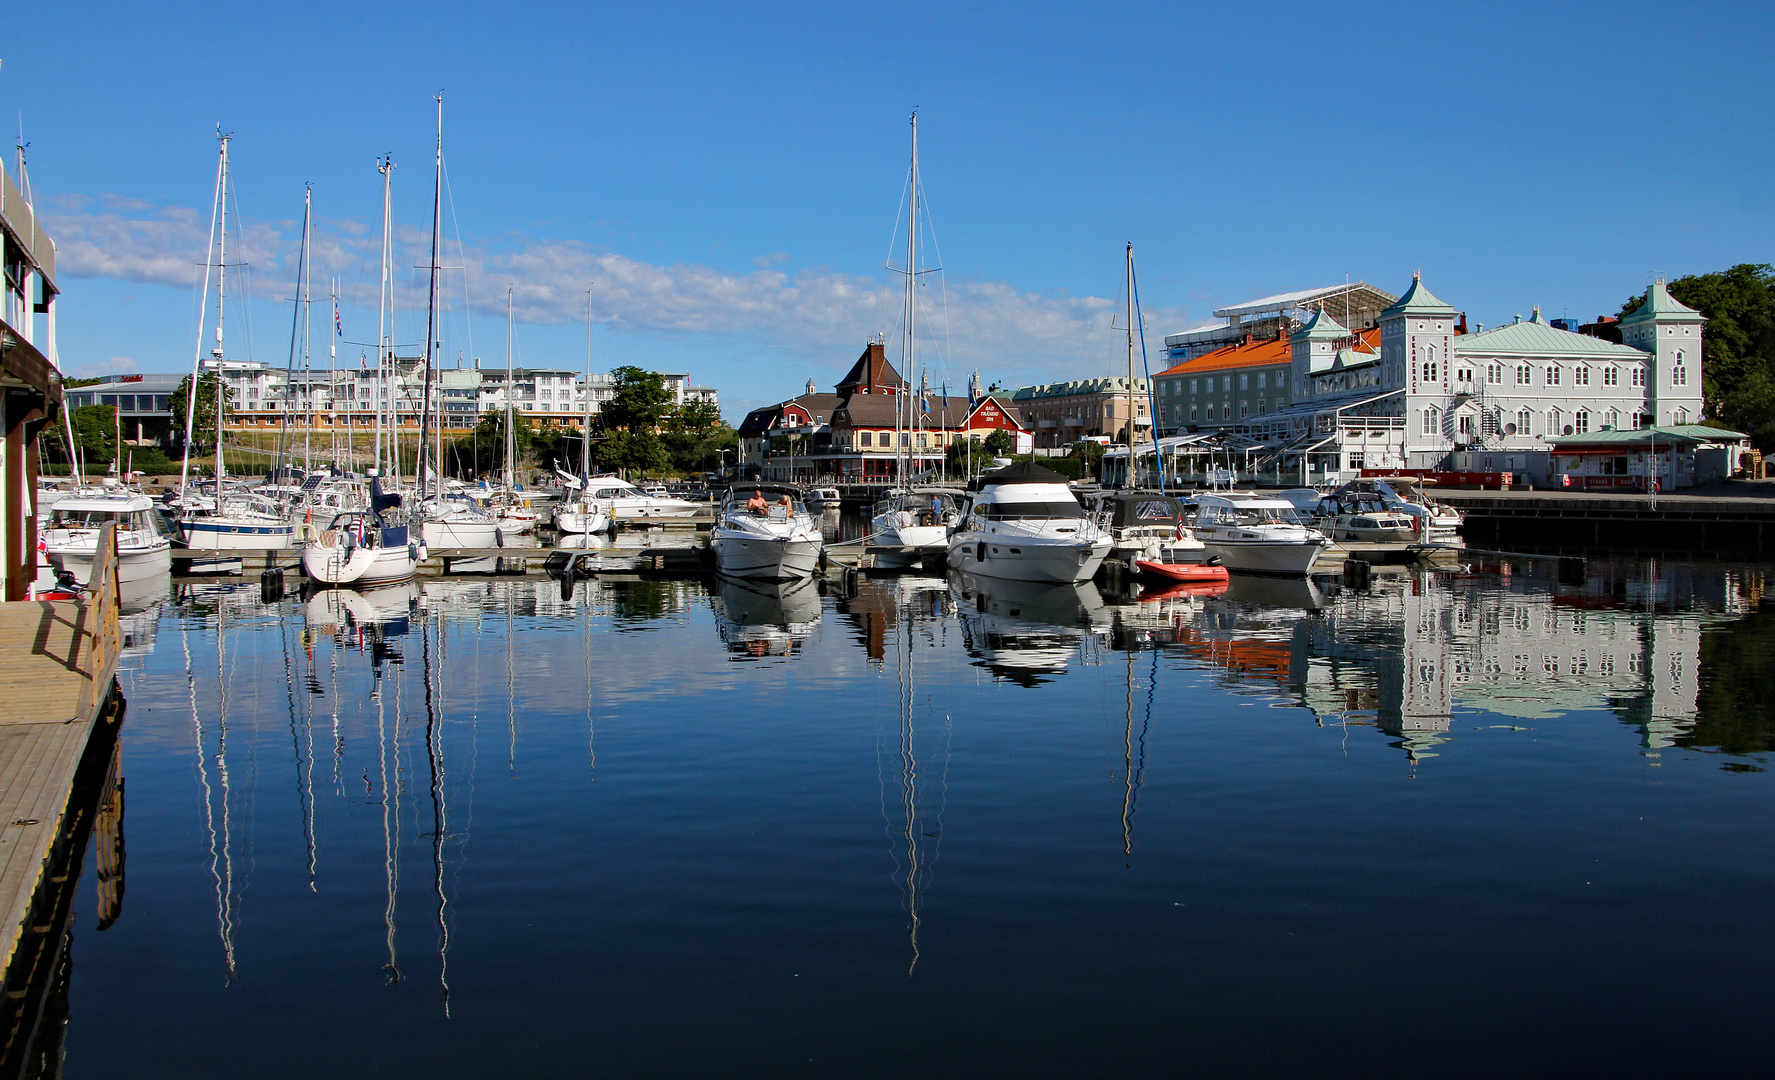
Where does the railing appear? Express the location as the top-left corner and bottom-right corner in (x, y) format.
(77, 523), (121, 721)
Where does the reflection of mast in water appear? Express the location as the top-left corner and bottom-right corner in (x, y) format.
(422, 605), (453, 1017)
(584, 581), (595, 778)
(506, 584), (517, 773)
(881, 586), (951, 976)
(281, 614), (319, 890)
(188, 599), (239, 982)
(1117, 648), (1155, 856)
(376, 631), (402, 984)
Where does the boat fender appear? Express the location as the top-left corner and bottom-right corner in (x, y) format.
(976, 541), (987, 563)
(495, 527), (505, 548)
(1205, 555), (1223, 567)
(409, 543), (419, 562)
(417, 542), (429, 561)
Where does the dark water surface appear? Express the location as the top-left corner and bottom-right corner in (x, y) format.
(64, 558), (1775, 1077)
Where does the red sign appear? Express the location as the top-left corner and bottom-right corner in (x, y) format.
(119, 374), (144, 383)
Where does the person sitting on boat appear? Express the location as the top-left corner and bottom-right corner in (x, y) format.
(746, 490), (770, 515)
(776, 494), (794, 515)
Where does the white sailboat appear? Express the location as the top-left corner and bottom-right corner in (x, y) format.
(301, 475), (418, 586)
(553, 292), (611, 536)
(176, 133), (297, 551)
(869, 113), (964, 567)
(413, 98), (500, 552)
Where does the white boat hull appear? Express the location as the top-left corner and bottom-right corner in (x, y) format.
(1199, 538), (1330, 575)
(711, 536), (821, 580)
(553, 509), (611, 535)
(421, 519), (500, 548)
(301, 541), (417, 586)
(946, 534), (1111, 584)
(53, 543), (172, 585)
(179, 519), (298, 550)
(871, 522), (949, 568)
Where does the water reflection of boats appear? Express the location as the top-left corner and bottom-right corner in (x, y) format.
(303, 582), (418, 637)
(710, 576), (822, 658)
(951, 570), (1110, 685)
(1221, 573), (1328, 611)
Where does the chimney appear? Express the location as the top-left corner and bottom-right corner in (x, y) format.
(1457, 314), (1468, 334)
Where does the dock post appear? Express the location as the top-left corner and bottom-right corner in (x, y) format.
(1342, 558), (1372, 589)
(1557, 556), (1587, 586)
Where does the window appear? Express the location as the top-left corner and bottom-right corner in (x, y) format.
(1257, 399), (1267, 414)
(1487, 362), (1503, 384)
(1516, 364), (1533, 385)
(1547, 365), (1561, 386)
(1189, 404), (1198, 422)
(1221, 403), (1231, 420)
(1673, 363), (1687, 386)
(1458, 414), (1473, 436)
(1238, 374), (1249, 391)
(1606, 408), (1620, 430)
(1457, 366), (1472, 385)
(1222, 376), (1232, 392)
(1574, 410), (1590, 434)
(1349, 453), (1366, 470)
(1257, 372), (1267, 389)
(1574, 366), (1590, 387)
(1423, 406), (1440, 435)
(1603, 366), (1619, 387)
(1422, 360), (1438, 382)
(1635, 412), (1650, 429)
(859, 431), (872, 447)
(1631, 366), (1646, 387)
(900, 433), (911, 447)
(1189, 379), (1198, 394)
(1518, 408), (1533, 435)
(1674, 407), (1689, 424)
(1239, 402), (1249, 418)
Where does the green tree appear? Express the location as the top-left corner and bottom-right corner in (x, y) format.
(667, 398), (724, 436)
(1618, 264), (1775, 445)
(453, 410), (535, 478)
(981, 428), (1016, 455)
(169, 371), (230, 452)
(601, 429), (670, 477)
(601, 367), (674, 433)
(72, 405), (120, 466)
(1070, 439), (1105, 479)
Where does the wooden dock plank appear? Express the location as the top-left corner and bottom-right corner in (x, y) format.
(0, 579), (119, 983)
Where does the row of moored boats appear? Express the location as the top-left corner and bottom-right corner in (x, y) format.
(711, 464), (1463, 585)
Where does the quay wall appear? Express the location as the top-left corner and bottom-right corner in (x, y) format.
(1435, 491), (1775, 553)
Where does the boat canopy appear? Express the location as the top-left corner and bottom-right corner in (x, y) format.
(1097, 491), (1186, 529)
(978, 460), (1073, 487)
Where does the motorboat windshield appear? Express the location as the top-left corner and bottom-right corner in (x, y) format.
(973, 500), (1085, 521)
(1194, 498), (1310, 528)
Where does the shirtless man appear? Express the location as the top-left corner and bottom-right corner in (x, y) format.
(746, 490), (769, 515)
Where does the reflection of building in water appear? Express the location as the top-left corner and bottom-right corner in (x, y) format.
(1291, 571), (1710, 760)
(1142, 565), (1760, 763)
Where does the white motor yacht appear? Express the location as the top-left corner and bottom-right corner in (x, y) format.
(43, 491), (174, 584)
(301, 480), (418, 587)
(710, 485), (822, 580)
(584, 476), (702, 520)
(945, 461), (1110, 584)
(869, 486), (963, 569)
(805, 486), (843, 512)
(1191, 494), (1332, 575)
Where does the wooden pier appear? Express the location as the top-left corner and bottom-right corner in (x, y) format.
(0, 526), (124, 1036)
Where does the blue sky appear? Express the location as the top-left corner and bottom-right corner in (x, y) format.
(7, 1), (1771, 419)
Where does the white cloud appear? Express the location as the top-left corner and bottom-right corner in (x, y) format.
(65, 354), (142, 379)
(44, 196), (1191, 387)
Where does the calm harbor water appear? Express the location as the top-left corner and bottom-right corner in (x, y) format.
(61, 557), (1775, 1077)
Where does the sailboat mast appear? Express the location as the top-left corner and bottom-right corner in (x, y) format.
(280, 187), (312, 483)
(181, 133), (228, 497)
(906, 115), (918, 484)
(214, 139), (230, 484)
(504, 288), (515, 489)
(420, 95), (444, 501)
(302, 187), (313, 475)
(582, 290), (593, 479)
(376, 157), (394, 475)
(1125, 241), (1135, 487)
